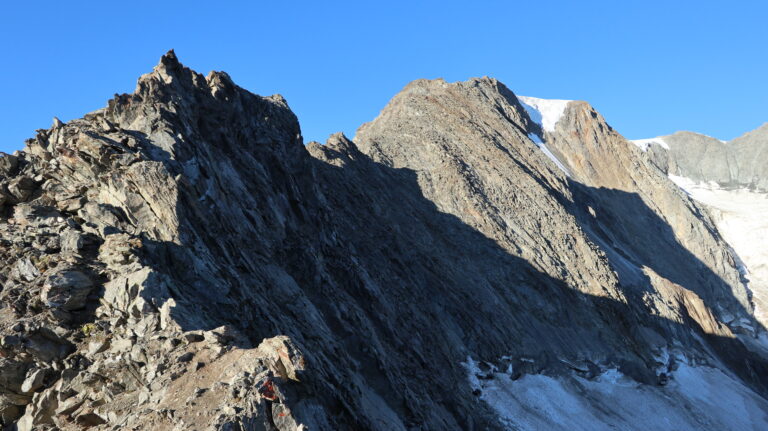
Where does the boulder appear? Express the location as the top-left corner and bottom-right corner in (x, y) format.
(13, 257), (39, 282)
(60, 229), (85, 253)
(41, 269), (94, 311)
(24, 328), (74, 362)
(20, 369), (46, 393)
(8, 176), (36, 201)
(0, 153), (19, 176)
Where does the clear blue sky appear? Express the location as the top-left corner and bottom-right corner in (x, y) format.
(1, 1), (766, 153)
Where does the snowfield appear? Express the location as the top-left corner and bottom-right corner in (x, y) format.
(669, 175), (768, 326)
(630, 137), (671, 151)
(518, 96), (571, 132)
(465, 356), (768, 430)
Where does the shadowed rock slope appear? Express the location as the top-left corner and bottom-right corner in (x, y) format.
(0, 53), (766, 430)
(633, 125), (768, 344)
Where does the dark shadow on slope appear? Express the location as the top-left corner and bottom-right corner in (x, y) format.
(101, 55), (768, 429)
(128, 131), (768, 430)
(566, 181), (757, 329)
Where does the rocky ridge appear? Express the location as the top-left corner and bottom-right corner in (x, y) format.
(0, 52), (766, 430)
(638, 126), (768, 191)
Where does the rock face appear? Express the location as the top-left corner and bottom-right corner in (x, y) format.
(0, 52), (767, 430)
(639, 126), (768, 191)
(634, 125), (768, 337)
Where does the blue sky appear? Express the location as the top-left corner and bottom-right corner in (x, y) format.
(1, 1), (766, 153)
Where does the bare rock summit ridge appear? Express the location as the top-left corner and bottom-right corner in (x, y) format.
(0, 52), (766, 430)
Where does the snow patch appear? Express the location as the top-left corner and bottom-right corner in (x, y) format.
(631, 137), (670, 151)
(465, 356), (768, 430)
(594, 367), (633, 386)
(528, 133), (570, 176)
(518, 96), (571, 132)
(694, 132), (728, 143)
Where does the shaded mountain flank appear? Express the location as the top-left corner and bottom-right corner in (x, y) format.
(632, 125), (768, 359)
(0, 51), (766, 430)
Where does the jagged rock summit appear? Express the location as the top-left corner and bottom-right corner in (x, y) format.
(0, 51), (767, 430)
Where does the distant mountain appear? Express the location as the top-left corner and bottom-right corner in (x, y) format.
(0, 52), (766, 430)
(633, 125), (768, 191)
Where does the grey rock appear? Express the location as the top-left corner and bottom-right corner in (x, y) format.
(0, 51), (765, 430)
(1, 335), (21, 348)
(24, 327), (73, 362)
(15, 387), (57, 431)
(0, 152), (19, 176)
(20, 369), (46, 393)
(8, 176), (36, 201)
(41, 269), (94, 310)
(647, 126), (768, 191)
(0, 360), (32, 424)
(10, 204), (62, 227)
(13, 257), (39, 282)
(87, 335), (110, 355)
(182, 332), (205, 343)
(60, 229), (85, 253)
(0, 360), (29, 394)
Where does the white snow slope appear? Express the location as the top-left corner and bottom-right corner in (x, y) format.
(518, 96), (571, 132)
(669, 175), (768, 326)
(465, 356), (768, 430)
(517, 95), (572, 176)
(527, 133), (570, 176)
(630, 137), (671, 151)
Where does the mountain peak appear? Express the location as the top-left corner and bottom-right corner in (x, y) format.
(356, 76), (530, 145)
(2, 56), (768, 430)
(159, 49), (180, 67)
(152, 49), (186, 82)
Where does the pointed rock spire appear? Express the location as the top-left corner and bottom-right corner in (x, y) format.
(159, 49), (181, 69)
(154, 49), (185, 78)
